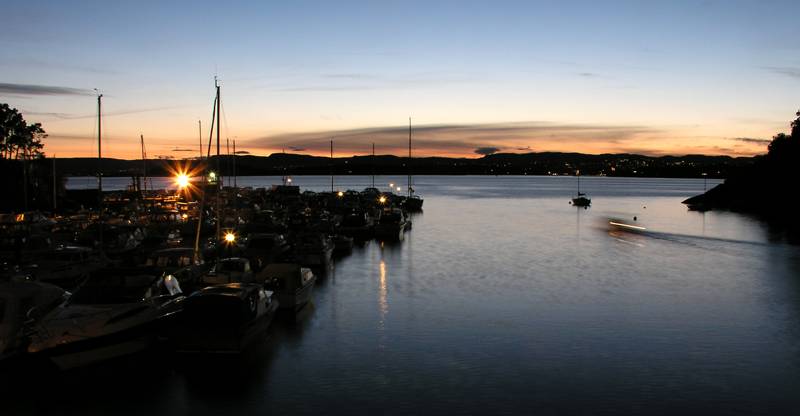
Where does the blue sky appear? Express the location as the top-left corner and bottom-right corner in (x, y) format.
(1, 0), (798, 158)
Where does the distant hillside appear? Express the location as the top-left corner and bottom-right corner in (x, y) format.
(53, 152), (755, 178)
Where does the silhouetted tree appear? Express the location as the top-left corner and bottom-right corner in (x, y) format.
(765, 110), (800, 166)
(1, 103), (47, 159)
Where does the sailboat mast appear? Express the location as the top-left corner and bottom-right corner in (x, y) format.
(407, 117), (411, 197)
(215, 78), (222, 241)
(372, 142), (375, 188)
(198, 120), (202, 160)
(330, 139), (334, 193)
(97, 91), (104, 250)
(233, 139), (237, 188)
(140, 134), (147, 193)
(52, 155), (57, 211)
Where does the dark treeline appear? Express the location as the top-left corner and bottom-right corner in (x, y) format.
(685, 110), (800, 240)
(0, 158), (63, 211)
(53, 152), (753, 178)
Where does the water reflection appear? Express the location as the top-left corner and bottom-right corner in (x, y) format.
(379, 260), (388, 319)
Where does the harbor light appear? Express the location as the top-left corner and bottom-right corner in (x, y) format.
(287, 177), (292, 183)
(337, 191), (344, 197)
(396, 186), (402, 192)
(208, 171), (217, 183)
(379, 196), (387, 204)
(224, 232), (236, 243)
(176, 173), (190, 189)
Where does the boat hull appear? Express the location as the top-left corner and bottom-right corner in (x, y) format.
(174, 301), (278, 354)
(276, 280), (314, 312)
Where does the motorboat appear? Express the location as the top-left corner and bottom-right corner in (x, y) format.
(374, 208), (408, 241)
(607, 217), (648, 234)
(293, 232), (333, 267)
(0, 277), (68, 362)
(200, 258), (254, 286)
(338, 209), (374, 239)
(26, 270), (183, 370)
(171, 283), (278, 353)
(142, 247), (211, 294)
(332, 234), (354, 255)
(260, 263), (315, 312)
(144, 247), (199, 271)
(240, 233), (290, 270)
(29, 246), (106, 289)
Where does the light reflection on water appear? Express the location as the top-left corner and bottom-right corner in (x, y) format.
(9, 176), (800, 415)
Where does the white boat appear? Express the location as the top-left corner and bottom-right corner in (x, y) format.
(27, 271), (183, 370)
(260, 263), (315, 312)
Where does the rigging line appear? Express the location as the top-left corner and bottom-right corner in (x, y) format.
(206, 95), (217, 160)
(219, 99), (232, 141)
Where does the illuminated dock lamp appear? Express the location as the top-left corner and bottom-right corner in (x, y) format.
(176, 173), (190, 189)
(396, 186), (402, 192)
(208, 171), (217, 183)
(337, 191), (344, 197)
(224, 231), (237, 244)
(378, 195), (387, 204)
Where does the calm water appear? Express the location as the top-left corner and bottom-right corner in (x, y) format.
(12, 176), (800, 414)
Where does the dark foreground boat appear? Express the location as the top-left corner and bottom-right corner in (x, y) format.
(260, 263), (315, 312)
(26, 270), (183, 370)
(171, 283), (278, 353)
(0, 277), (68, 362)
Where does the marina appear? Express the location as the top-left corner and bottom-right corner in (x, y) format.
(3, 175), (800, 414)
(2, 2), (799, 413)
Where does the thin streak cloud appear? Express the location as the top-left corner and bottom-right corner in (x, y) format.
(730, 137), (771, 144)
(763, 66), (800, 80)
(0, 82), (92, 96)
(24, 106), (182, 121)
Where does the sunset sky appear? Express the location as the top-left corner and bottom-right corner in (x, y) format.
(1, 1), (798, 159)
